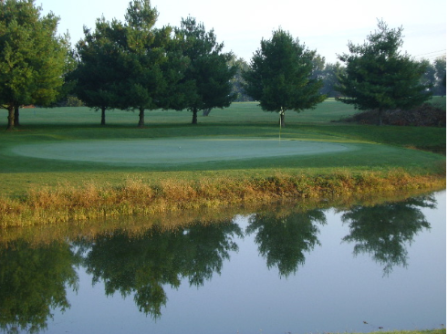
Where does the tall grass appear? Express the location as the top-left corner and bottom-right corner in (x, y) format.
(0, 169), (444, 228)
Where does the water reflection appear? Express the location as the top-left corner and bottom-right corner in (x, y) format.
(246, 208), (326, 277)
(0, 191), (443, 333)
(74, 219), (242, 319)
(341, 194), (436, 275)
(0, 241), (80, 334)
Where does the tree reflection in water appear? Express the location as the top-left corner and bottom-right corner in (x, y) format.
(75, 219), (242, 319)
(0, 240), (80, 334)
(341, 194), (436, 275)
(246, 208), (327, 277)
(0, 192), (440, 332)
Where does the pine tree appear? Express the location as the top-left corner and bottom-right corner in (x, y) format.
(71, 17), (123, 125)
(335, 20), (432, 126)
(73, 0), (189, 127)
(174, 16), (236, 124)
(243, 29), (325, 127)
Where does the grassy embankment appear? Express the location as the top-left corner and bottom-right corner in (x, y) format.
(0, 98), (445, 227)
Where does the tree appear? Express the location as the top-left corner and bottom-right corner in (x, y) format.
(310, 54), (325, 81)
(71, 17), (124, 125)
(320, 62), (344, 97)
(73, 0), (188, 127)
(174, 16), (236, 124)
(434, 56), (446, 95)
(335, 20), (432, 126)
(117, 1), (168, 127)
(419, 59), (437, 94)
(115, 0), (190, 127)
(0, 0), (70, 129)
(243, 29), (325, 127)
(228, 55), (254, 102)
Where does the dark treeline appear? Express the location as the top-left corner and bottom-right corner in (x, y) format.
(69, 3), (236, 127)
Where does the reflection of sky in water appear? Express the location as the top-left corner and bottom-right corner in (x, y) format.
(31, 191), (448, 333)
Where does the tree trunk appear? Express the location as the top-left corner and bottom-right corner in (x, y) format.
(138, 108), (145, 127)
(202, 108), (211, 116)
(192, 108), (198, 125)
(101, 107), (106, 126)
(377, 108), (383, 126)
(280, 113), (285, 127)
(6, 104), (14, 130)
(14, 105), (20, 127)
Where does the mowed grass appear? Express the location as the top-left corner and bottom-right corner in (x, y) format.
(9, 98), (356, 126)
(0, 98), (445, 197)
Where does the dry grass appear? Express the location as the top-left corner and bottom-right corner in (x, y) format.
(0, 170), (445, 228)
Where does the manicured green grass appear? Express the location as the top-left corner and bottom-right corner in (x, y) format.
(7, 99), (354, 127)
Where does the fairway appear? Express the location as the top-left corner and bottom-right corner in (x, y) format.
(10, 137), (354, 165)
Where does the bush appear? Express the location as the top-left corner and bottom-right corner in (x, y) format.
(341, 104), (446, 127)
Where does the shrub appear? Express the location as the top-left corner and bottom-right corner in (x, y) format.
(342, 104), (446, 127)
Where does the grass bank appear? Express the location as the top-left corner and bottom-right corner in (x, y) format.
(0, 169), (444, 227)
(0, 187), (439, 245)
(0, 100), (445, 227)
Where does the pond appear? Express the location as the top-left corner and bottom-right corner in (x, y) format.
(0, 191), (445, 334)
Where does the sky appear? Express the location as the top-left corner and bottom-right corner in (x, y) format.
(37, 0), (446, 64)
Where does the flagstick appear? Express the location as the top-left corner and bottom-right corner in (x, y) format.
(279, 111), (281, 143)
(279, 107), (284, 144)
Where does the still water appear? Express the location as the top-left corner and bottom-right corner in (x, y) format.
(0, 191), (445, 334)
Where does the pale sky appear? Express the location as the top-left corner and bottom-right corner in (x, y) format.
(38, 0), (446, 64)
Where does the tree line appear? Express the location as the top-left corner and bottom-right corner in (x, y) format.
(234, 52), (445, 101)
(0, 0), (446, 130)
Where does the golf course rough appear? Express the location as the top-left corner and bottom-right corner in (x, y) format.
(10, 137), (356, 165)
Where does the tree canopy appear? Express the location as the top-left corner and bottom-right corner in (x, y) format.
(335, 20), (432, 125)
(72, 0), (191, 127)
(71, 17), (123, 125)
(174, 16), (236, 124)
(243, 29), (325, 127)
(116, 0), (180, 127)
(0, 0), (70, 129)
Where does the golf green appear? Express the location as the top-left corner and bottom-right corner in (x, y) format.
(10, 137), (355, 165)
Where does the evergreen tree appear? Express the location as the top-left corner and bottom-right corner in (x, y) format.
(73, 0), (189, 127)
(117, 0), (190, 127)
(117, 0), (170, 127)
(335, 20), (432, 126)
(243, 29), (325, 127)
(71, 17), (124, 125)
(174, 16), (236, 124)
(0, 0), (70, 129)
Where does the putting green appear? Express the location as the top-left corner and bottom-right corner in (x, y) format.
(10, 137), (355, 165)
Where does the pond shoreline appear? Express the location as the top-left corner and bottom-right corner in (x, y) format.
(1, 170), (445, 228)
